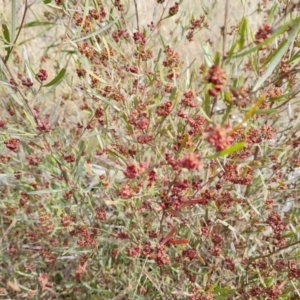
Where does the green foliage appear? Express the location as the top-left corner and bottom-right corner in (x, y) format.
(1, 1), (300, 299)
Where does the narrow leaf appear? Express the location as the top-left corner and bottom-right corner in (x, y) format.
(21, 21), (56, 28)
(207, 142), (246, 158)
(2, 24), (10, 43)
(202, 43), (213, 67)
(159, 64), (167, 85)
(253, 19), (300, 92)
(238, 18), (247, 50)
(27, 188), (68, 195)
(228, 21), (291, 61)
(11, 0), (16, 42)
(72, 20), (118, 43)
(43, 68), (66, 87)
(261, 38), (288, 68)
(254, 108), (277, 114)
(267, 3), (278, 25)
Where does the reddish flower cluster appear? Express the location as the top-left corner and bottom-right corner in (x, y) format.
(188, 115), (206, 135)
(63, 154), (76, 163)
(147, 170), (158, 187)
(99, 86), (125, 102)
(266, 211), (287, 238)
(37, 69), (48, 81)
(61, 214), (73, 227)
(38, 273), (51, 291)
(113, 0), (124, 12)
(77, 42), (95, 60)
(128, 109), (149, 130)
(221, 163), (253, 185)
(224, 257), (235, 271)
(163, 46), (182, 69)
(261, 124), (276, 140)
(182, 248), (198, 260)
(154, 244), (170, 266)
(22, 78), (33, 87)
(165, 153), (180, 171)
(137, 134), (153, 144)
(123, 163), (138, 179)
(133, 32), (146, 46)
(76, 226), (97, 247)
(125, 65), (138, 74)
(265, 283), (282, 299)
(169, 2), (179, 16)
(206, 124), (234, 151)
(117, 184), (135, 199)
(95, 208), (107, 221)
(128, 245), (141, 258)
(179, 152), (201, 170)
(76, 68), (86, 77)
(112, 29), (130, 43)
(156, 100), (173, 116)
(255, 24), (272, 44)
(26, 155), (41, 166)
(75, 258), (87, 281)
(174, 134), (193, 151)
(231, 87), (250, 108)
(206, 65), (226, 97)
(186, 16), (206, 42)
(250, 285), (263, 297)
(4, 138), (20, 152)
(181, 89), (198, 107)
(89, 7), (106, 21)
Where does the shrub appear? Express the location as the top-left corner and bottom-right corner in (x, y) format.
(1, 0), (300, 299)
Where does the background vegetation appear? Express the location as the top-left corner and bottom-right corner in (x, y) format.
(1, 0), (300, 299)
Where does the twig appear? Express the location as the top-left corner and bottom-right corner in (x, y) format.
(221, 0), (229, 67)
(5, 0), (29, 62)
(54, 0), (80, 61)
(246, 239), (300, 271)
(133, 0), (140, 32)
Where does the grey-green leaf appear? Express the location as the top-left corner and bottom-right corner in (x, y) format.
(43, 68), (66, 87)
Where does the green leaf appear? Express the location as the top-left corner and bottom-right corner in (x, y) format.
(261, 38), (288, 68)
(27, 188), (68, 195)
(2, 24), (10, 43)
(71, 20), (118, 43)
(154, 48), (162, 72)
(238, 18), (247, 50)
(225, 42), (238, 64)
(214, 51), (221, 65)
(254, 108), (277, 114)
(267, 3), (278, 25)
(228, 21), (292, 61)
(21, 21), (56, 28)
(177, 135), (189, 154)
(221, 103), (232, 125)
(206, 142), (245, 158)
(202, 43), (213, 67)
(11, 0), (16, 42)
(43, 0), (52, 3)
(169, 87), (177, 100)
(159, 64), (167, 85)
(43, 68), (66, 87)
(2, 24), (11, 59)
(203, 89), (211, 117)
(253, 19), (300, 92)
(159, 34), (166, 49)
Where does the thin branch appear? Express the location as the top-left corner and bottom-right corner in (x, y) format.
(133, 0), (140, 32)
(5, 0), (29, 62)
(246, 239), (300, 271)
(221, 0), (229, 67)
